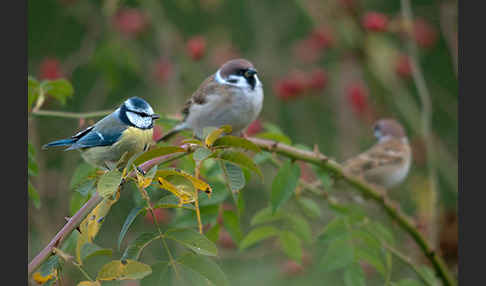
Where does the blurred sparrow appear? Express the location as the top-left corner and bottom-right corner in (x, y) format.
(158, 58), (263, 141)
(342, 119), (412, 189)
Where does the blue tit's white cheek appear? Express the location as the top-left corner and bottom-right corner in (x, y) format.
(126, 111), (152, 129)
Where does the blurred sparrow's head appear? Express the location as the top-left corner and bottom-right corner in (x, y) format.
(215, 58), (261, 90)
(373, 118), (406, 142)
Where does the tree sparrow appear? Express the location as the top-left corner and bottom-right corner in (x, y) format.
(342, 119), (412, 189)
(158, 58), (263, 141)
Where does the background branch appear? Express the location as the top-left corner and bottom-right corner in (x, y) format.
(247, 137), (456, 286)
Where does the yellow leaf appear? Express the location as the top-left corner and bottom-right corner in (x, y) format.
(205, 125), (232, 147)
(158, 177), (195, 206)
(156, 169), (212, 195)
(96, 259), (152, 281)
(77, 195), (119, 264)
(181, 138), (203, 145)
(32, 270), (57, 284)
(77, 281), (101, 286)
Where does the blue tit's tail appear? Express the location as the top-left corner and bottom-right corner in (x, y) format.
(42, 138), (76, 150)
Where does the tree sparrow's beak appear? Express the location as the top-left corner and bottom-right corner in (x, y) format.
(151, 114), (160, 120)
(245, 69), (257, 78)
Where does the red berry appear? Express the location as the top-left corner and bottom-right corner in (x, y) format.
(39, 58), (63, 80)
(309, 28), (334, 50)
(306, 68), (328, 91)
(413, 18), (437, 48)
(218, 229), (237, 249)
(152, 58), (172, 83)
(281, 260), (304, 276)
(273, 72), (307, 101)
(346, 82), (369, 115)
(186, 36), (207, 61)
(145, 208), (171, 225)
(395, 54), (412, 78)
(113, 8), (148, 36)
(245, 120), (263, 136)
(362, 12), (389, 32)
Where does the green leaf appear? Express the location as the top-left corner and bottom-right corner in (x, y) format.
(418, 265), (440, 285)
(250, 206), (284, 226)
(75, 179), (96, 197)
(165, 228), (218, 256)
(28, 181), (41, 209)
(178, 253), (230, 286)
(279, 231), (302, 262)
(133, 146), (186, 166)
(28, 76), (40, 108)
(212, 136), (261, 152)
(352, 229), (387, 278)
(366, 221), (395, 246)
(256, 132), (292, 145)
(318, 217), (349, 244)
(221, 161), (246, 192)
(41, 79), (74, 105)
(205, 224), (221, 243)
(80, 243), (113, 262)
(69, 192), (89, 216)
(343, 263), (366, 286)
(141, 261), (171, 286)
(122, 232), (162, 261)
(217, 150), (262, 178)
(97, 260), (152, 281)
(193, 146), (212, 162)
(40, 255), (60, 277)
(286, 215), (313, 244)
(70, 163), (97, 190)
(118, 206), (144, 250)
(320, 234), (355, 272)
(222, 210), (243, 245)
(240, 226), (280, 250)
(271, 160), (300, 213)
(97, 170), (122, 197)
(297, 197), (322, 219)
(199, 182), (229, 207)
(253, 152), (273, 165)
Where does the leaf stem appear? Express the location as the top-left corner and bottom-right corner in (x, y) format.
(194, 161), (203, 234)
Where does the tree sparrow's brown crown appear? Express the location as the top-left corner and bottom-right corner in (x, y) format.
(373, 118), (407, 142)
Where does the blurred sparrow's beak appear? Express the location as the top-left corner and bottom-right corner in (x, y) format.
(245, 69), (257, 78)
(151, 114), (160, 120)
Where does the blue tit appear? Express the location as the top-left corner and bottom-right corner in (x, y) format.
(43, 97), (160, 170)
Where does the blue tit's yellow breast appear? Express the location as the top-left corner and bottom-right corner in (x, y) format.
(80, 127), (154, 169)
(116, 127), (154, 151)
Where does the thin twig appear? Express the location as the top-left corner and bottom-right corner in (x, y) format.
(31, 110), (113, 119)
(383, 243), (434, 286)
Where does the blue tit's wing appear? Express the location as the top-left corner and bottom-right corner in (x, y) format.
(65, 114), (128, 150)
